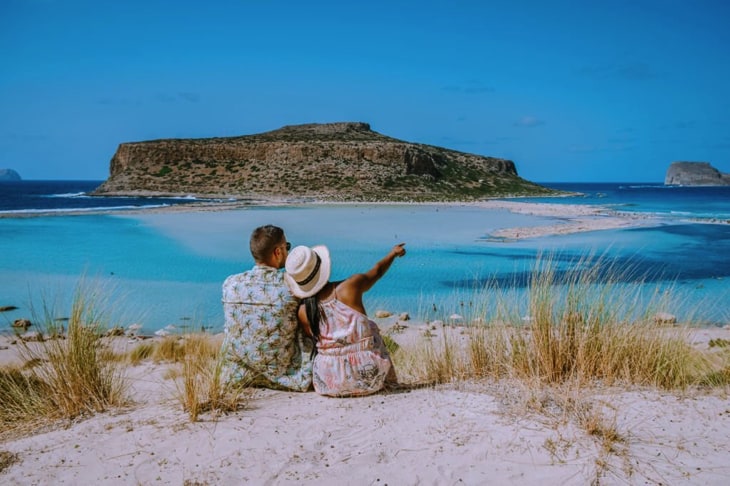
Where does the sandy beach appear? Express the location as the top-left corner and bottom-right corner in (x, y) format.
(2, 323), (729, 485)
(473, 200), (658, 240)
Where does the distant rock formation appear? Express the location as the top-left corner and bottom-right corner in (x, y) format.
(93, 122), (554, 202)
(665, 162), (730, 186)
(0, 169), (21, 181)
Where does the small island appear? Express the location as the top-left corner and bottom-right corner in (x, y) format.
(665, 161), (730, 186)
(0, 169), (21, 181)
(92, 122), (556, 202)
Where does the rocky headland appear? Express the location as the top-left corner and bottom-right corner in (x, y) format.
(665, 161), (730, 186)
(92, 122), (554, 202)
(0, 169), (21, 181)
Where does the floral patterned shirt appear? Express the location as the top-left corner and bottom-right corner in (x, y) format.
(221, 264), (313, 391)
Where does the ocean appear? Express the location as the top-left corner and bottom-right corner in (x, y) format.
(516, 182), (730, 221)
(0, 180), (215, 214)
(1, 180), (729, 334)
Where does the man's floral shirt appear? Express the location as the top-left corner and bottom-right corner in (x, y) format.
(221, 265), (312, 391)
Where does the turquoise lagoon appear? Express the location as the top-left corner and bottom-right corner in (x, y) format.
(2, 200), (729, 333)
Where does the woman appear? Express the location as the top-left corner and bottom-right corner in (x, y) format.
(284, 243), (406, 397)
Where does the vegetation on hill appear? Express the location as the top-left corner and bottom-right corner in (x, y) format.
(93, 122), (558, 201)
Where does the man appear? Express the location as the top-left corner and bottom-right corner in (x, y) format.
(221, 225), (313, 391)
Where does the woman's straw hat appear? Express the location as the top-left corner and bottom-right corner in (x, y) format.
(284, 245), (331, 298)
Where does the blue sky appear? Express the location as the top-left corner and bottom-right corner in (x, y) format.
(2, 0), (729, 182)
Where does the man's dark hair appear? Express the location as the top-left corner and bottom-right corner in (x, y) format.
(249, 225), (284, 262)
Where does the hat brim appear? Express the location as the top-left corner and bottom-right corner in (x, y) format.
(284, 245), (331, 298)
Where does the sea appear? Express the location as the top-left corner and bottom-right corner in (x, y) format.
(1, 180), (729, 334)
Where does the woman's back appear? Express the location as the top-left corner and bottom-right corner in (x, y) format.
(312, 289), (395, 396)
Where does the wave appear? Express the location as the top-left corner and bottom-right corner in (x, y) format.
(684, 214), (730, 221)
(44, 192), (90, 198)
(44, 192), (208, 202)
(663, 211), (730, 221)
(619, 184), (671, 190)
(0, 204), (172, 215)
(608, 205), (730, 222)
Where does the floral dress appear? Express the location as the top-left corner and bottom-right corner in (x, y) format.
(221, 264), (313, 391)
(313, 292), (396, 397)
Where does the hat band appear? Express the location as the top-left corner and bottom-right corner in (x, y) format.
(296, 253), (321, 286)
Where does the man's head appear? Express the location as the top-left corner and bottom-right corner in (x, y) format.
(249, 225), (290, 269)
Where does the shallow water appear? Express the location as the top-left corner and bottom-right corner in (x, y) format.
(2, 204), (729, 333)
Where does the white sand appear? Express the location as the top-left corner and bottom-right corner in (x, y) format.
(159, 199), (662, 241)
(10, 197), (662, 241)
(2, 327), (729, 485)
(473, 200), (657, 240)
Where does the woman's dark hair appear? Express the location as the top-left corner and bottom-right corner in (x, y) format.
(303, 296), (321, 341)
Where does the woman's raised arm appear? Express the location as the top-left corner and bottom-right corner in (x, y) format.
(349, 243), (406, 294)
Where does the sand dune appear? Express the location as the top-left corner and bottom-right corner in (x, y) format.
(2, 328), (729, 485)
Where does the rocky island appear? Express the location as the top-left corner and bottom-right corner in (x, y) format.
(92, 122), (554, 202)
(0, 169), (21, 181)
(665, 161), (730, 186)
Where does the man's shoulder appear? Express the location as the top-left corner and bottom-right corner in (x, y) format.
(223, 270), (252, 285)
(223, 266), (288, 287)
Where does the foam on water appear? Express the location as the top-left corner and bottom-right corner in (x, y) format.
(0, 180), (212, 214)
(518, 182), (730, 222)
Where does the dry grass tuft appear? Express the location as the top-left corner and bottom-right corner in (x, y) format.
(112, 332), (243, 421)
(0, 366), (49, 432)
(127, 342), (155, 365)
(699, 364), (730, 386)
(393, 254), (727, 390)
(0, 450), (21, 473)
(152, 336), (187, 362)
(382, 334), (400, 355)
(173, 334), (252, 422)
(3, 284), (128, 435)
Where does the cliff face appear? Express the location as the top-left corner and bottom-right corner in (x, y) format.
(0, 169), (21, 181)
(93, 122), (552, 201)
(665, 162), (730, 186)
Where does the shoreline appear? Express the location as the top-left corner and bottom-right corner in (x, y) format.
(0, 196), (668, 241)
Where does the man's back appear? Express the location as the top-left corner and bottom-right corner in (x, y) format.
(221, 264), (312, 391)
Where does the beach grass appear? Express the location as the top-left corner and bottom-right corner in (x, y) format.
(0, 450), (20, 473)
(152, 335), (189, 362)
(2, 284), (128, 436)
(392, 254), (726, 390)
(113, 333), (251, 421)
(127, 341), (155, 364)
(0, 365), (49, 433)
(113, 334), (201, 363)
(173, 334), (251, 421)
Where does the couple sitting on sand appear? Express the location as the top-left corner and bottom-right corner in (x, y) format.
(220, 224), (405, 397)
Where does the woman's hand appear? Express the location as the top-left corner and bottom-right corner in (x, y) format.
(391, 243), (406, 258)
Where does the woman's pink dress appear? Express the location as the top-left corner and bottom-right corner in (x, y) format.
(313, 292), (396, 397)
